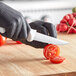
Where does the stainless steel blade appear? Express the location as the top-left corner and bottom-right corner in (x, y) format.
(34, 32), (68, 45)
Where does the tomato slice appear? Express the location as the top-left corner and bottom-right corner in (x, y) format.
(43, 44), (60, 60)
(16, 41), (22, 44)
(0, 34), (7, 46)
(50, 56), (65, 64)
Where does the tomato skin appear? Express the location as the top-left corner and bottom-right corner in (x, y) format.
(56, 23), (68, 32)
(50, 56), (65, 64)
(16, 41), (22, 44)
(63, 14), (73, 21)
(56, 13), (76, 34)
(72, 13), (76, 17)
(68, 18), (76, 26)
(63, 15), (70, 21)
(0, 35), (7, 46)
(67, 14), (73, 19)
(67, 26), (76, 34)
(60, 19), (67, 24)
(67, 26), (73, 33)
(56, 24), (60, 32)
(59, 23), (68, 32)
(43, 44), (60, 60)
(61, 14), (73, 24)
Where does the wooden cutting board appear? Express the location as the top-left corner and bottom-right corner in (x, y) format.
(0, 33), (76, 76)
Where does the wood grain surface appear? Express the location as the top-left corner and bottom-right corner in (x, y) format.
(0, 33), (76, 76)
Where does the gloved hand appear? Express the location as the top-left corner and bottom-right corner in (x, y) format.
(21, 21), (57, 48)
(0, 2), (31, 41)
(0, 2), (57, 48)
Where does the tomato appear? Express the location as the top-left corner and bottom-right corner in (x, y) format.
(43, 44), (60, 60)
(16, 41), (22, 44)
(56, 23), (68, 32)
(56, 24), (60, 32)
(60, 19), (67, 24)
(72, 13), (76, 17)
(50, 56), (65, 64)
(68, 18), (76, 26)
(67, 14), (73, 19)
(56, 13), (76, 34)
(67, 26), (76, 34)
(63, 14), (73, 22)
(67, 26), (73, 33)
(63, 15), (70, 21)
(0, 34), (7, 46)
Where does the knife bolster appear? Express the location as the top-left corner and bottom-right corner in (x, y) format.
(27, 29), (36, 42)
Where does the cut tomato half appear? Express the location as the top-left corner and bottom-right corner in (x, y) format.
(50, 56), (65, 64)
(43, 44), (60, 60)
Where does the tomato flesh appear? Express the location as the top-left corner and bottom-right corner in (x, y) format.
(43, 44), (60, 60)
(16, 41), (22, 44)
(50, 56), (65, 64)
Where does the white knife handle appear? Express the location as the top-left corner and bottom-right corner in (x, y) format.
(0, 27), (6, 33)
(27, 29), (37, 42)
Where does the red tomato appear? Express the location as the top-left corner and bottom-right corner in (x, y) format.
(72, 13), (76, 17)
(63, 14), (73, 22)
(50, 56), (65, 64)
(60, 19), (67, 24)
(43, 44), (60, 60)
(68, 18), (76, 26)
(67, 26), (76, 34)
(67, 14), (73, 19)
(56, 24), (60, 32)
(0, 34), (7, 46)
(16, 41), (22, 44)
(67, 26), (73, 33)
(56, 23), (68, 32)
(63, 15), (70, 21)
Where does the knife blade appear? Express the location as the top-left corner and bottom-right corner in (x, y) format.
(27, 29), (69, 45)
(0, 27), (68, 45)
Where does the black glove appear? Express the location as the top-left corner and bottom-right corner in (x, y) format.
(21, 21), (57, 48)
(0, 2), (57, 48)
(0, 2), (30, 41)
